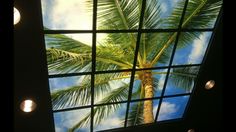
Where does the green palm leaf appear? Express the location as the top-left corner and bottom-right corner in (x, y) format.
(68, 83), (129, 132)
(96, 0), (141, 30)
(169, 66), (199, 91)
(127, 101), (144, 126)
(182, 0), (222, 28)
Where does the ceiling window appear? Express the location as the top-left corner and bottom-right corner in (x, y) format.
(41, 0), (222, 131)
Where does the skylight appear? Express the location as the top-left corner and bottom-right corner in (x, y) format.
(41, 0), (222, 131)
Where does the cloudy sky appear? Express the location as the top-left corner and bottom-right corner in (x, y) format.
(41, 0), (213, 131)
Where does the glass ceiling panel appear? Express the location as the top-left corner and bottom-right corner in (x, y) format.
(182, 0), (222, 29)
(96, 33), (136, 71)
(49, 75), (91, 110)
(53, 108), (90, 132)
(41, 0), (222, 131)
(45, 34), (92, 75)
(94, 103), (126, 131)
(164, 66), (200, 96)
(127, 99), (159, 126)
(96, 0), (141, 30)
(143, 0), (185, 29)
(172, 32), (212, 65)
(132, 69), (168, 100)
(157, 95), (190, 121)
(94, 72), (130, 104)
(41, 0), (93, 30)
(137, 32), (176, 68)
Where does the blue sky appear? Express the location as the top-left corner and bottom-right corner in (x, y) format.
(157, 95), (190, 121)
(42, 0), (215, 131)
(172, 32), (212, 65)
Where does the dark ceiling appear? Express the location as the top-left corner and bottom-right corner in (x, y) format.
(14, 0), (222, 132)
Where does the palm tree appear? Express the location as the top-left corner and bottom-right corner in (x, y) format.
(45, 0), (222, 131)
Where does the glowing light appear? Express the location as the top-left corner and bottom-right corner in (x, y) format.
(205, 80), (215, 90)
(20, 99), (37, 112)
(14, 7), (21, 25)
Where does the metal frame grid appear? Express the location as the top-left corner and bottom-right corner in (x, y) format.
(40, 0), (223, 131)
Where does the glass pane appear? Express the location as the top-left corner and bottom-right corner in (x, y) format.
(94, 72), (130, 104)
(49, 75), (91, 110)
(182, 0), (222, 29)
(132, 69), (168, 100)
(94, 103), (126, 131)
(143, 0), (185, 29)
(157, 95), (190, 121)
(127, 99), (159, 126)
(97, 0), (141, 30)
(96, 33), (136, 71)
(172, 32), (212, 65)
(138, 33), (176, 68)
(164, 66), (200, 96)
(41, 0), (93, 30)
(45, 34), (92, 75)
(53, 108), (90, 132)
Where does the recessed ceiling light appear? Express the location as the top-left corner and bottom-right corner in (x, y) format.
(205, 80), (215, 90)
(20, 99), (37, 113)
(14, 7), (21, 25)
(187, 129), (195, 132)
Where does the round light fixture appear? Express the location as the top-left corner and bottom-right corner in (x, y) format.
(187, 129), (195, 132)
(205, 80), (215, 90)
(20, 99), (37, 113)
(14, 7), (21, 25)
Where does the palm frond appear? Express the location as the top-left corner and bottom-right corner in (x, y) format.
(68, 84), (129, 132)
(51, 73), (130, 110)
(182, 0), (222, 28)
(96, 33), (136, 70)
(140, 33), (175, 66)
(127, 101), (144, 126)
(96, 0), (141, 30)
(143, 0), (161, 29)
(45, 34), (92, 74)
(169, 66), (200, 91)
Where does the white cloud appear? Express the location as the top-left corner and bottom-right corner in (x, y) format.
(42, 0), (107, 45)
(158, 102), (177, 120)
(51, 0), (92, 30)
(188, 33), (208, 63)
(158, 74), (166, 90)
(153, 104), (159, 116)
(54, 108), (90, 132)
(55, 127), (64, 132)
(94, 116), (122, 131)
(161, 3), (168, 13)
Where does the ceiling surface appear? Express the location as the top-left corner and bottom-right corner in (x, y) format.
(14, 0), (222, 132)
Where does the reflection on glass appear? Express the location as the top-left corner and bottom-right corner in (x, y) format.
(96, 33), (136, 71)
(164, 66), (199, 96)
(41, 0), (93, 30)
(94, 103), (126, 131)
(53, 108), (90, 132)
(132, 69), (168, 100)
(157, 96), (190, 121)
(97, 0), (141, 30)
(94, 72), (130, 104)
(49, 75), (91, 110)
(172, 32), (212, 65)
(127, 99), (159, 126)
(138, 33), (175, 68)
(45, 34), (92, 75)
(182, 0), (222, 29)
(144, 0), (185, 29)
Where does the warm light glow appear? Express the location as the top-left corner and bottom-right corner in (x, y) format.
(205, 80), (215, 90)
(187, 129), (195, 132)
(14, 7), (21, 25)
(20, 99), (36, 113)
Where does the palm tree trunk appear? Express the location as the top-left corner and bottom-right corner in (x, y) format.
(142, 70), (154, 123)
